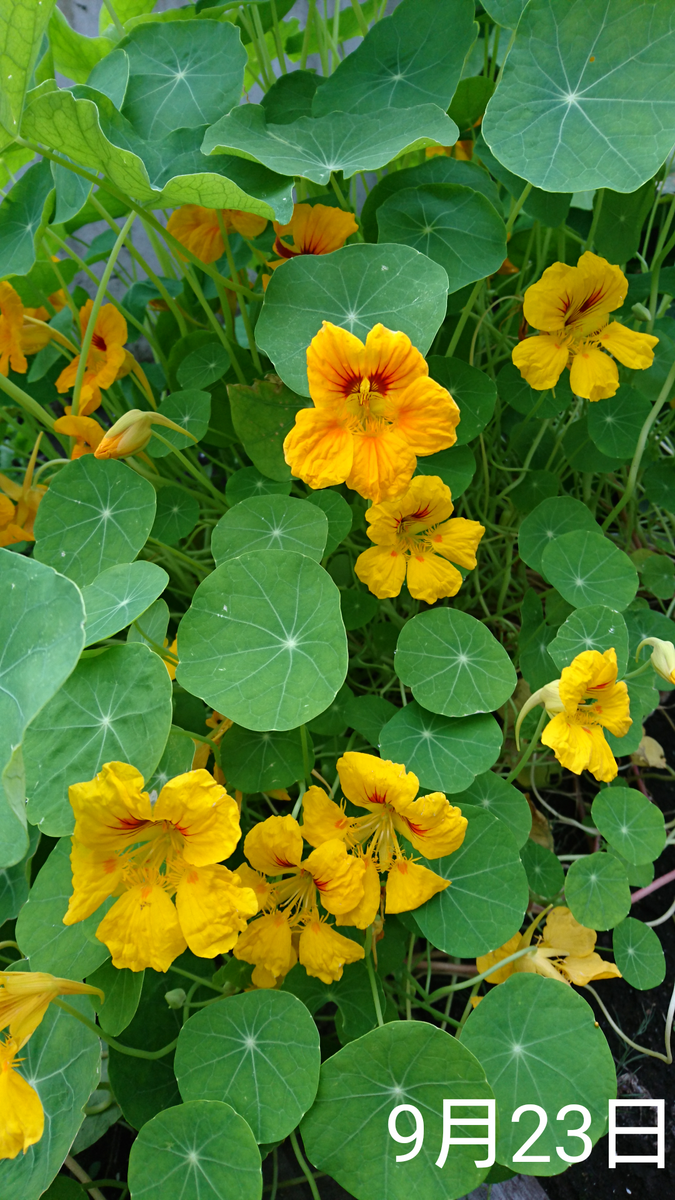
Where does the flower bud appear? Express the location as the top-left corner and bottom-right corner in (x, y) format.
(631, 302), (652, 322)
(164, 988), (187, 1009)
(94, 409), (197, 460)
(637, 637), (675, 685)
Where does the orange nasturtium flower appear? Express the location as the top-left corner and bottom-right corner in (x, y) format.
(63, 763), (257, 972)
(0, 1036), (44, 1159)
(53, 414), (105, 460)
(283, 322), (460, 503)
(355, 474), (484, 603)
(56, 302), (150, 416)
(0, 433), (46, 546)
(512, 251), (658, 401)
(166, 205), (268, 264)
(0, 281), (51, 376)
(476, 906), (621, 989)
(265, 203), (358, 282)
(517, 648), (631, 783)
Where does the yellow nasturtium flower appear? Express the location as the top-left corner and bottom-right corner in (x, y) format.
(517, 648), (631, 783)
(0, 971), (103, 1045)
(512, 251), (658, 401)
(166, 205), (268, 263)
(355, 474), (484, 603)
(0, 1036), (44, 1160)
(637, 637), (675, 685)
(283, 322), (460, 502)
(64, 763), (257, 972)
(477, 906), (621, 988)
(0, 433), (47, 547)
(0, 281), (51, 376)
(56, 302), (151, 416)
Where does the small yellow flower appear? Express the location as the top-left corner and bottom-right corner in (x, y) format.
(517, 649), (631, 783)
(355, 474), (484, 603)
(166, 205), (267, 264)
(265, 203), (358, 282)
(244, 814), (367, 918)
(283, 322), (460, 502)
(637, 637), (675, 685)
(477, 906), (621, 988)
(0, 281), (51, 376)
(0, 1036), (44, 1160)
(297, 913), (364, 984)
(56, 302), (152, 416)
(0, 433), (46, 547)
(513, 252), (658, 401)
(0, 971), (103, 1046)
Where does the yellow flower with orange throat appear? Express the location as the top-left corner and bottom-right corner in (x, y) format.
(0, 433), (46, 547)
(355, 474), (484, 603)
(264, 203), (358, 283)
(476, 906), (621, 991)
(516, 648), (631, 783)
(0, 970), (103, 1160)
(63, 762), (257, 972)
(283, 322), (460, 503)
(166, 205), (268, 263)
(0, 281), (52, 376)
(512, 251), (658, 401)
(56, 301), (151, 416)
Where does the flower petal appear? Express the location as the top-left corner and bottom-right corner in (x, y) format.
(405, 548), (464, 603)
(153, 769), (242, 866)
(569, 342), (618, 401)
(274, 204), (357, 255)
(346, 425), (416, 503)
(303, 840), (366, 916)
(233, 912), (296, 980)
(595, 321), (658, 370)
(63, 840), (124, 926)
(392, 792), (467, 858)
(355, 544), (407, 599)
(68, 762), (153, 852)
(298, 917), (364, 983)
(244, 814), (303, 875)
(0, 1048), (43, 1158)
(96, 885), (186, 972)
(337, 752), (419, 812)
(336, 855), (381, 929)
(431, 517), (485, 569)
(512, 332), (569, 390)
(283, 407), (353, 489)
(384, 858), (449, 913)
(301, 787), (354, 848)
(176, 864), (257, 957)
(542, 714), (618, 782)
(390, 377), (460, 456)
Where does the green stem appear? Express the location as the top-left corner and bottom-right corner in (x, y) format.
(505, 182), (533, 236)
(289, 1130), (322, 1200)
(445, 279), (483, 358)
(299, 724), (313, 785)
(0, 372), (56, 430)
(364, 926), (384, 1027)
(584, 980), (674, 1064)
(216, 212), (263, 373)
(349, 0), (370, 35)
(101, 0), (125, 36)
(583, 187), (605, 253)
(71, 212), (136, 415)
(505, 708), (547, 785)
(182, 266), (247, 385)
(329, 173), (351, 211)
(269, 0), (288, 73)
(53, 999), (178, 1059)
(601, 357), (675, 531)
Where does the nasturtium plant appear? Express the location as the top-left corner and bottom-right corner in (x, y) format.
(1, 0), (673, 1195)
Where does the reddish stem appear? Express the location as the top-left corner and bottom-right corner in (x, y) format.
(631, 867), (675, 904)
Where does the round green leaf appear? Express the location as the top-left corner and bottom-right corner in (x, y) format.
(0, 1003), (100, 1200)
(510, 471), (559, 514)
(565, 851), (631, 930)
(307, 682), (354, 736)
(127, 1100), (262, 1200)
(453, 772), (532, 849)
(643, 457), (675, 514)
(612, 917), (666, 990)
(256, 243), (449, 396)
(378, 701), (502, 793)
(428, 357), (497, 445)
(83, 561), (169, 646)
(34, 456), (157, 586)
(587, 389), (652, 459)
(341, 588), (379, 630)
(177, 342), (230, 390)
(563, 416), (625, 474)
(414, 805), (529, 956)
(176, 550), (348, 731)
(344, 694), (397, 746)
(642, 554), (675, 600)
(87, 957), (144, 1037)
(300, 1021), (494, 1200)
(128, 597), (169, 648)
(16, 837), (111, 977)
(305, 489), (352, 556)
(541, 531), (638, 611)
(482, 0), (675, 193)
(460, 974), (616, 1176)
(212, 496), (328, 565)
(176, 991), (320, 1143)
(228, 376), (306, 482)
(147, 389), (211, 458)
(520, 841), (564, 902)
(24, 643), (173, 836)
(220, 724), (313, 792)
(548, 606), (629, 675)
(225, 467), (291, 506)
(377, 185), (507, 293)
(395, 609), (517, 718)
(591, 787), (666, 865)
(415, 445), (476, 498)
(151, 485), (200, 546)
(361, 157), (501, 243)
(518, 496), (600, 574)
(481, 0), (527, 29)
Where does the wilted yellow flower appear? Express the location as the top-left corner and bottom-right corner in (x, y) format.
(355, 474), (484, 603)
(166, 205), (267, 264)
(283, 322), (460, 502)
(0, 1037), (44, 1160)
(517, 649), (631, 783)
(477, 906), (621, 988)
(0, 433), (46, 546)
(513, 252), (658, 401)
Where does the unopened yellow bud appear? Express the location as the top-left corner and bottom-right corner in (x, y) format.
(94, 410), (198, 460)
(515, 679), (563, 749)
(637, 637), (675, 685)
